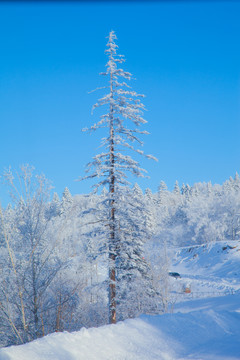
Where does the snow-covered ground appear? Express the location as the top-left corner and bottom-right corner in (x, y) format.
(169, 240), (240, 300)
(1, 240), (240, 360)
(1, 294), (239, 360)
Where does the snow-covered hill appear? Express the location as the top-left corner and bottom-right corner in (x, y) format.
(169, 240), (240, 300)
(1, 294), (240, 360)
(1, 240), (240, 360)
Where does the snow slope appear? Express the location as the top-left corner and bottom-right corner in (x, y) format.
(1, 240), (240, 360)
(1, 294), (240, 360)
(169, 240), (240, 300)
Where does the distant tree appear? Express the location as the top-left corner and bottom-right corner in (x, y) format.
(81, 31), (156, 323)
(234, 172), (240, 191)
(181, 183), (186, 195)
(207, 181), (213, 196)
(173, 180), (180, 195)
(60, 187), (73, 215)
(46, 192), (61, 219)
(158, 180), (168, 193)
(157, 180), (169, 206)
(145, 187), (153, 200)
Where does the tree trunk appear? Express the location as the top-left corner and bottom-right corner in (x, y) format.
(32, 255), (39, 338)
(109, 65), (116, 324)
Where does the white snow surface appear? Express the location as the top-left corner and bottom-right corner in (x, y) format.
(169, 240), (240, 299)
(1, 294), (240, 360)
(1, 240), (240, 360)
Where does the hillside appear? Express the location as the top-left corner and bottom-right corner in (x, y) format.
(1, 240), (240, 360)
(169, 240), (240, 300)
(1, 294), (239, 360)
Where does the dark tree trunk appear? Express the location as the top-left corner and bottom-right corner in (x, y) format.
(109, 68), (116, 324)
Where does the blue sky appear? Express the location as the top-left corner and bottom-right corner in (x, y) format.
(0, 1), (239, 204)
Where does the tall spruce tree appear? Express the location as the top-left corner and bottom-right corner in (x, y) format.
(81, 31), (156, 323)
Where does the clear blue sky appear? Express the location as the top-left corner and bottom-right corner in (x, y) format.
(0, 1), (239, 205)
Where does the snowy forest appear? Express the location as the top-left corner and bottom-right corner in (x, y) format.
(0, 30), (240, 349)
(0, 165), (239, 347)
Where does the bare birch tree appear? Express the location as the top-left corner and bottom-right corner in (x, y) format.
(0, 165), (63, 344)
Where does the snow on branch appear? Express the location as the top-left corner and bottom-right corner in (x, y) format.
(80, 30), (157, 191)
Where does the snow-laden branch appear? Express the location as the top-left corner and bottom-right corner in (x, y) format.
(80, 30), (158, 191)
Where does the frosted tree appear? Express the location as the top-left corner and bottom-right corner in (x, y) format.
(45, 192), (61, 219)
(207, 181), (213, 196)
(0, 165), (63, 344)
(145, 187), (153, 200)
(157, 180), (168, 206)
(115, 186), (156, 320)
(60, 187), (73, 215)
(144, 188), (157, 235)
(234, 172), (240, 191)
(173, 180), (180, 195)
(50, 192), (61, 216)
(81, 31), (156, 323)
(183, 184), (191, 200)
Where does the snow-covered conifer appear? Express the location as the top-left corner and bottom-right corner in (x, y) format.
(46, 192), (61, 219)
(181, 183), (186, 195)
(101, 187), (108, 197)
(182, 183), (191, 200)
(145, 187), (153, 201)
(81, 31), (156, 323)
(173, 180), (180, 195)
(60, 187), (73, 215)
(157, 181), (168, 205)
(158, 180), (168, 193)
(233, 172), (240, 191)
(115, 186), (155, 320)
(133, 182), (143, 194)
(207, 181), (213, 196)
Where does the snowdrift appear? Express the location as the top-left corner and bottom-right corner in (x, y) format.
(1, 294), (240, 360)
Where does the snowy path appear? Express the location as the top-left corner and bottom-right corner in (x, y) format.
(175, 274), (238, 295)
(169, 241), (240, 299)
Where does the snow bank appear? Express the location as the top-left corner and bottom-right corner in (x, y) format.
(0, 318), (174, 360)
(1, 294), (240, 360)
